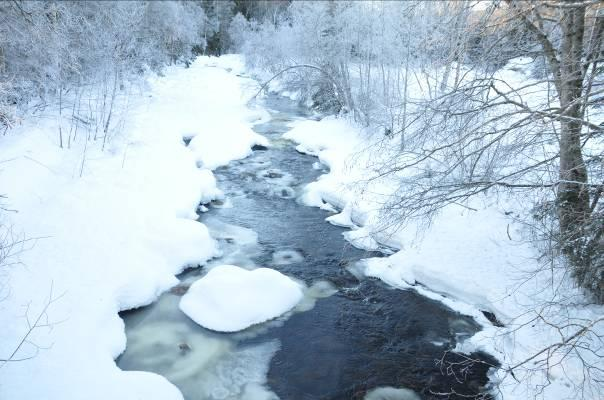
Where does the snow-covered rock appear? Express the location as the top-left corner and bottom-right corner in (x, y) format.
(271, 249), (304, 265)
(364, 386), (420, 400)
(179, 265), (303, 332)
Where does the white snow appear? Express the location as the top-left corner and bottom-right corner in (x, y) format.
(342, 227), (380, 251)
(364, 386), (421, 400)
(0, 55), (267, 400)
(179, 265), (304, 332)
(325, 202), (356, 228)
(283, 116), (369, 218)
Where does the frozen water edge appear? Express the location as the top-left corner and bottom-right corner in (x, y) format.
(282, 114), (508, 381)
(119, 309), (281, 400)
(118, 215), (340, 399)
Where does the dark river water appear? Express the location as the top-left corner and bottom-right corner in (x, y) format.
(117, 93), (497, 400)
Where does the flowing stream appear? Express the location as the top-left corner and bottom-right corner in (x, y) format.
(117, 93), (496, 400)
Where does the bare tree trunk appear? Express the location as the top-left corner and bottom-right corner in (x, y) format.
(102, 69), (119, 151)
(556, 5), (590, 278)
(339, 62), (355, 116)
(401, 42), (410, 151)
(0, 46), (5, 75)
(440, 3), (468, 92)
(96, 74), (108, 141)
(58, 87), (63, 149)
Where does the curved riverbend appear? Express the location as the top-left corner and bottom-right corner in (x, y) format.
(117, 94), (496, 399)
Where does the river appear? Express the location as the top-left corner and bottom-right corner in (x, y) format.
(117, 93), (496, 400)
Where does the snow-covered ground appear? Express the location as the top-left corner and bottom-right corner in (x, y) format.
(0, 55), (267, 400)
(278, 61), (604, 399)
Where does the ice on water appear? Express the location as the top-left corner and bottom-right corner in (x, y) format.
(202, 217), (260, 268)
(295, 280), (339, 313)
(120, 319), (279, 400)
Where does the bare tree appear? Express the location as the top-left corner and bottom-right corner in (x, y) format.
(368, 1), (604, 299)
(506, 0), (603, 297)
(0, 283), (64, 367)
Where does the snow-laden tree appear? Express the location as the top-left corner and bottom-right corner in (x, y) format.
(0, 0), (211, 124)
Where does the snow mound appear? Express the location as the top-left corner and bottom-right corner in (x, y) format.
(364, 386), (420, 400)
(179, 265), (303, 332)
(357, 257), (415, 289)
(188, 124), (268, 170)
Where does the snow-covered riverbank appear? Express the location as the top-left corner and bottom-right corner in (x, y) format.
(0, 56), (267, 400)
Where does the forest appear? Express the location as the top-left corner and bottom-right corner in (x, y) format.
(0, 1), (603, 400)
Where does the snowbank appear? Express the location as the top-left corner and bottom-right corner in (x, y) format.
(284, 117), (366, 210)
(0, 55), (266, 400)
(180, 265), (303, 332)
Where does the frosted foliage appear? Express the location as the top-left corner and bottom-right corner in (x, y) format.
(232, 1), (451, 124)
(0, 1), (208, 109)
